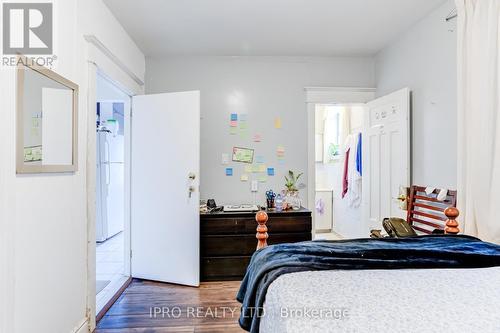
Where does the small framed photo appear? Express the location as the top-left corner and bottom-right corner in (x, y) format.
(232, 147), (254, 164)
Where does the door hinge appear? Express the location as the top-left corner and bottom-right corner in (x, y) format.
(130, 250), (133, 258)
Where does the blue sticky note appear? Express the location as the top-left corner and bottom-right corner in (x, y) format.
(225, 168), (233, 176)
(256, 155), (264, 163)
(230, 113), (238, 121)
(267, 168), (275, 176)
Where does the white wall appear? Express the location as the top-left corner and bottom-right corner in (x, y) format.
(0, 1), (144, 332)
(375, 0), (457, 189)
(146, 56), (374, 206)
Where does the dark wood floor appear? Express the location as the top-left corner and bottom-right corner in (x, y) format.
(95, 279), (245, 333)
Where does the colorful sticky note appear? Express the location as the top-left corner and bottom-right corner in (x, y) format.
(252, 165), (260, 173)
(230, 120), (238, 127)
(231, 113), (238, 121)
(276, 145), (285, 157)
(253, 134), (262, 142)
(240, 174), (249, 182)
(274, 117), (282, 129)
(258, 176), (267, 183)
(258, 164), (266, 173)
(230, 127), (237, 135)
(244, 165), (253, 173)
(255, 155), (264, 164)
(267, 168), (275, 176)
(239, 114), (247, 121)
(225, 168), (233, 176)
(239, 129), (249, 139)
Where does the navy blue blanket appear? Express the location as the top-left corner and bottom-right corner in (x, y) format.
(236, 235), (500, 333)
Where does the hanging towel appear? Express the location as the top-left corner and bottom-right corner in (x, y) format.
(356, 132), (362, 175)
(347, 133), (362, 208)
(342, 148), (350, 198)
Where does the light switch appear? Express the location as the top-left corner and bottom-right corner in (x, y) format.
(251, 180), (258, 192)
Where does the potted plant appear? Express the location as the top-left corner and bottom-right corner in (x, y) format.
(284, 170), (303, 210)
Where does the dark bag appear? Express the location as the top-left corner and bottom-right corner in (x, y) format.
(382, 217), (417, 238)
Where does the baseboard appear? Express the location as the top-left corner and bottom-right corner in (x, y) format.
(72, 318), (89, 333)
(96, 276), (132, 323)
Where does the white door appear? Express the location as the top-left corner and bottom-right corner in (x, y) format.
(362, 88), (410, 230)
(131, 91), (200, 286)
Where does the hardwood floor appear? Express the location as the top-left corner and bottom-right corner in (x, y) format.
(95, 279), (245, 333)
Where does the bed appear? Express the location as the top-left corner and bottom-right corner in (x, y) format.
(237, 209), (500, 333)
(260, 267), (500, 333)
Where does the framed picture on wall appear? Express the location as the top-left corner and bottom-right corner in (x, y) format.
(232, 147), (254, 164)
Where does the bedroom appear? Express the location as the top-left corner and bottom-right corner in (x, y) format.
(0, 0), (499, 333)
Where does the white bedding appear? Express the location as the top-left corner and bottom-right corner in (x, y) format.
(260, 267), (500, 333)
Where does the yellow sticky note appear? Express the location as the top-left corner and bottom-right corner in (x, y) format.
(252, 165), (260, 173)
(274, 117), (282, 129)
(240, 174), (249, 182)
(258, 164), (266, 173)
(244, 165), (252, 173)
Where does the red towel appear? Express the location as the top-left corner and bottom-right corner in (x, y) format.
(342, 148), (350, 198)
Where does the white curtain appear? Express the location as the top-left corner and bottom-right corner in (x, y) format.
(456, 0), (500, 243)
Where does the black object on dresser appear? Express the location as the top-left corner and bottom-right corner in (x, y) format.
(200, 208), (312, 281)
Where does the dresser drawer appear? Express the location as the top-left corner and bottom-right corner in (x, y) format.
(200, 217), (255, 235)
(201, 256), (251, 281)
(267, 216), (312, 233)
(201, 215), (312, 235)
(201, 233), (312, 256)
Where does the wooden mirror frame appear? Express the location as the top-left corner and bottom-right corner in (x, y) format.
(16, 55), (79, 174)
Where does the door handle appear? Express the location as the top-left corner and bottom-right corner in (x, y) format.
(188, 185), (196, 198)
(188, 172), (196, 180)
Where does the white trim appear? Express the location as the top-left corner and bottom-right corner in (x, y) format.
(84, 35), (144, 87)
(72, 318), (89, 333)
(86, 62), (98, 332)
(86, 62), (133, 333)
(306, 87), (376, 236)
(305, 87), (376, 104)
(0, 68), (15, 333)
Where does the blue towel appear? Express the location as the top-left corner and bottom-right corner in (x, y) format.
(356, 132), (362, 175)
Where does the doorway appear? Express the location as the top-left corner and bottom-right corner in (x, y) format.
(95, 72), (132, 313)
(313, 104), (366, 239)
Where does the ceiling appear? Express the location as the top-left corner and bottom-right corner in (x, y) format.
(103, 0), (446, 57)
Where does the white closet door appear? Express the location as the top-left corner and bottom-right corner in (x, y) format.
(131, 91), (200, 286)
(362, 88), (410, 230)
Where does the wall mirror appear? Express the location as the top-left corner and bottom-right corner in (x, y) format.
(17, 56), (79, 173)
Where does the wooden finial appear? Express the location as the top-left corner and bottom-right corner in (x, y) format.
(255, 210), (269, 250)
(444, 207), (460, 235)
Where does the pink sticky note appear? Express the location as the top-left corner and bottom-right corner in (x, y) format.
(230, 120), (238, 127)
(253, 134), (262, 142)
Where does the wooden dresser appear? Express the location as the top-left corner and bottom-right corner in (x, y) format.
(200, 208), (312, 281)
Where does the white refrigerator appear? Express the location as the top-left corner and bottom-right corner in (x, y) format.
(96, 127), (125, 242)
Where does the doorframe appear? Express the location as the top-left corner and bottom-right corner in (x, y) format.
(304, 87), (376, 237)
(85, 35), (144, 332)
(88, 65), (135, 327)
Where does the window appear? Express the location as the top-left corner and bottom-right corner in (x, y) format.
(315, 104), (346, 163)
